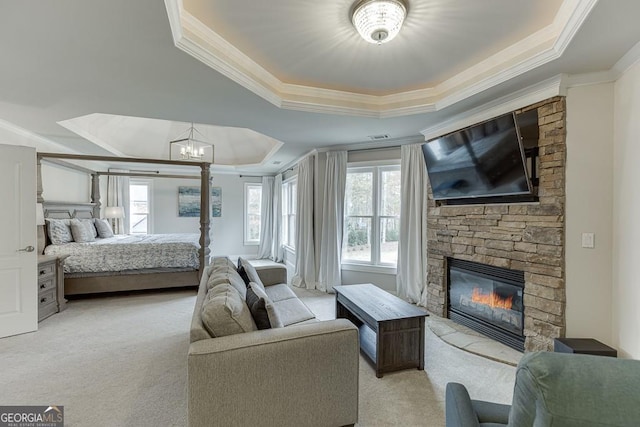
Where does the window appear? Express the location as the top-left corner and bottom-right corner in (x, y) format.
(129, 180), (152, 234)
(282, 178), (297, 249)
(244, 183), (262, 245)
(342, 164), (400, 268)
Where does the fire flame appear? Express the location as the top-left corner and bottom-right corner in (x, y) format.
(471, 288), (513, 310)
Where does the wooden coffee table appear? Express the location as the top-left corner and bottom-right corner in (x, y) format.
(334, 284), (427, 378)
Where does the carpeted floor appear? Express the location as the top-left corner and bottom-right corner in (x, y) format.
(0, 288), (516, 426)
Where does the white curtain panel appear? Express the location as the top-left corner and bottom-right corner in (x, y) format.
(292, 156), (317, 289)
(317, 151), (347, 293)
(257, 176), (275, 259)
(107, 170), (130, 235)
(396, 144), (429, 306)
(272, 174), (284, 262)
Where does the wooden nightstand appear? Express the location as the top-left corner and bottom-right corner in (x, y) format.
(37, 255), (67, 322)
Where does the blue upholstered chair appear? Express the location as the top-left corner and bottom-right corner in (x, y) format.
(446, 351), (640, 427)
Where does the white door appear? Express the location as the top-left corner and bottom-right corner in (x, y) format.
(0, 144), (37, 338)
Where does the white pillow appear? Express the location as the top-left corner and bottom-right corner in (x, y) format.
(46, 219), (73, 245)
(94, 218), (114, 238)
(70, 219), (96, 243)
(80, 218), (98, 238)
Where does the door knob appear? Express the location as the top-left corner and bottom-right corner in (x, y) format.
(17, 246), (35, 252)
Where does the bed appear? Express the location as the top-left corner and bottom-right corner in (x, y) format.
(37, 152), (212, 296)
(42, 202), (202, 295)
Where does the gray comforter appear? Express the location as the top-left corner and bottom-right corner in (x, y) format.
(44, 233), (200, 273)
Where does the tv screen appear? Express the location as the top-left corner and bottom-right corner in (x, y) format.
(422, 113), (531, 200)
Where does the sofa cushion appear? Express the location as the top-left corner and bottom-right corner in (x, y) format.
(207, 257), (247, 299)
(249, 282), (283, 328)
(272, 298), (316, 326)
(238, 257), (265, 288)
(264, 283), (297, 302)
(201, 284), (256, 337)
(246, 285), (271, 330)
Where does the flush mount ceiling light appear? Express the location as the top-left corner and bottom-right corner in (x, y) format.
(169, 122), (215, 163)
(351, 0), (408, 44)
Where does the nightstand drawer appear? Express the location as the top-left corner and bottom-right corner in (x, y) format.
(37, 262), (55, 279)
(38, 288), (57, 307)
(38, 299), (58, 322)
(37, 255), (65, 322)
(38, 277), (55, 293)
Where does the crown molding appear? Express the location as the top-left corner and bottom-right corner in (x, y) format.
(612, 39), (640, 76)
(565, 71), (617, 87)
(164, 0), (597, 118)
(0, 118), (73, 153)
(316, 135), (424, 153)
(420, 75), (566, 141)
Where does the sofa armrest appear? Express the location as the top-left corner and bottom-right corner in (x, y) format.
(446, 383), (481, 427)
(188, 319), (359, 427)
(255, 263), (287, 286)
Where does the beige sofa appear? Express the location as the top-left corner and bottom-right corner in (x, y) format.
(188, 257), (359, 427)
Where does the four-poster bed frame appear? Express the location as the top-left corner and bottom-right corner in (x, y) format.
(36, 152), (211, 295)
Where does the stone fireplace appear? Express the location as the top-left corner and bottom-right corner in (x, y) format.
(426, 97), (566, 352)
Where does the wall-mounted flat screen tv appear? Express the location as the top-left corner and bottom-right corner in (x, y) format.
(422, 112), (532, 201)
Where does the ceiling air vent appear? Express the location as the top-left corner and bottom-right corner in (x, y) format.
(369, 134), (390, 140)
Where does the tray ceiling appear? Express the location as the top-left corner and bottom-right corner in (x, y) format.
(167, 0), (590, 117)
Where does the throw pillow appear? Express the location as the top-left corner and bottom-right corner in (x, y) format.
(238, 257), (265, 289)
(45, 218), (73, 245)
(70, 218), (96, 243)
(246, 285), (271, 330)
(81, 218), (98, 238)
(237, 265), (251, 285)
(94, 218), (115, 238)
(201, 284), (257, 337)
(249, 282), (283, 328)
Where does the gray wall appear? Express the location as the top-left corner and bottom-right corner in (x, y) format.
(151, 174), (261, 257)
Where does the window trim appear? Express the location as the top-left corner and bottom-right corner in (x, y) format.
(342, 162), (400, 269)
(244, 182), (262, 246)
(281, 176), (297, 251)
(129, 179), (153, 234)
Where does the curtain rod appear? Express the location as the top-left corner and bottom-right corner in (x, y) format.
(346, 144), (403, 153)
(98, 172), (199, 179)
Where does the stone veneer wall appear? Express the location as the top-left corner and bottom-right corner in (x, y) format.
(426, 97), (566, 352)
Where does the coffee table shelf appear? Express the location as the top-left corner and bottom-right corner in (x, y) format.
(359, 324), (377, 363)
(334, 284), (427, 378)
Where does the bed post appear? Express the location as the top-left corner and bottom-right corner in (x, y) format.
(91, 173), (101, 218)
(199, 162), (211, 278)
(36, 155), (44, 204)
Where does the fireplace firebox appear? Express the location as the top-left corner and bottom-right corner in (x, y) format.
(447, 258), (525, 351)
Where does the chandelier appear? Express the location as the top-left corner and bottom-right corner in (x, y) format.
(351, 0), (408, 44)
(169, 123), (214, 163)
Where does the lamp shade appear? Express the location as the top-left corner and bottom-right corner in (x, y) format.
(36, 203), (45, 225)
(104, 206), (125, 219)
